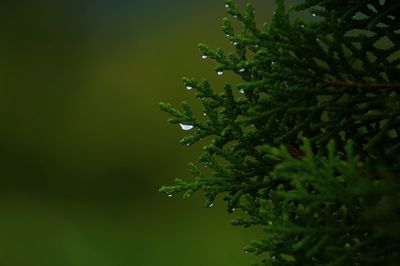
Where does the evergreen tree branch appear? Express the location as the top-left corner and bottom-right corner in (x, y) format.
(160, 0), (400, 265)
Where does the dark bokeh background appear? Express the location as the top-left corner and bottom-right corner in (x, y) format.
(0, 1), (275, 265)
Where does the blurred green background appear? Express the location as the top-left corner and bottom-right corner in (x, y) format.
(0, 1), (275, 265)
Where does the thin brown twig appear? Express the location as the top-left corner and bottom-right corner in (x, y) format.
(283, 141), (305, 159)
(323, 79), (400, 88)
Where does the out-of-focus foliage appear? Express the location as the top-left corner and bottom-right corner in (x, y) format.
(0, 1), (275, 265)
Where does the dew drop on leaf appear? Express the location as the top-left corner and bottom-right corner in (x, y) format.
(179, 123), (193, 130)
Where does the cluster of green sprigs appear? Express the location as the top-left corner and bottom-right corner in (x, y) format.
(160, 0), (400, 265)
(265, 0), (400, 159)
(237, 139), (400, 265)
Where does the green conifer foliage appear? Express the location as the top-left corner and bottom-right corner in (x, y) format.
(160, 0), (400, 265)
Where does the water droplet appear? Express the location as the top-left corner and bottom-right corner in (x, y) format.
(179, 123), (193, 130)
(231, 208), (236, 212)
(271, 61), (275, 65)
(233, 42), (238, 46)
(203, 113), (207, 116)
(312, 13), (316, 17)
(225, 4), (229, 8)
(233, 15), (238, 18)
(217, 71), (224, 76)
(272, 256), (276, 260)
(201, 55), (208, 59)
(226, 34), (230, 37)
(186, 85), (193, 90)
(239, 68), (245, 72)
(301, 24), (305, 28)
(168, 194), (173, 197)
(245, 250), (248, 254)
(208, 203), (214, 208)
(239, 88), (245, 94)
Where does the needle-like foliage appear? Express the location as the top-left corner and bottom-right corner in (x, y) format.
(160, 0), (400, 265)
